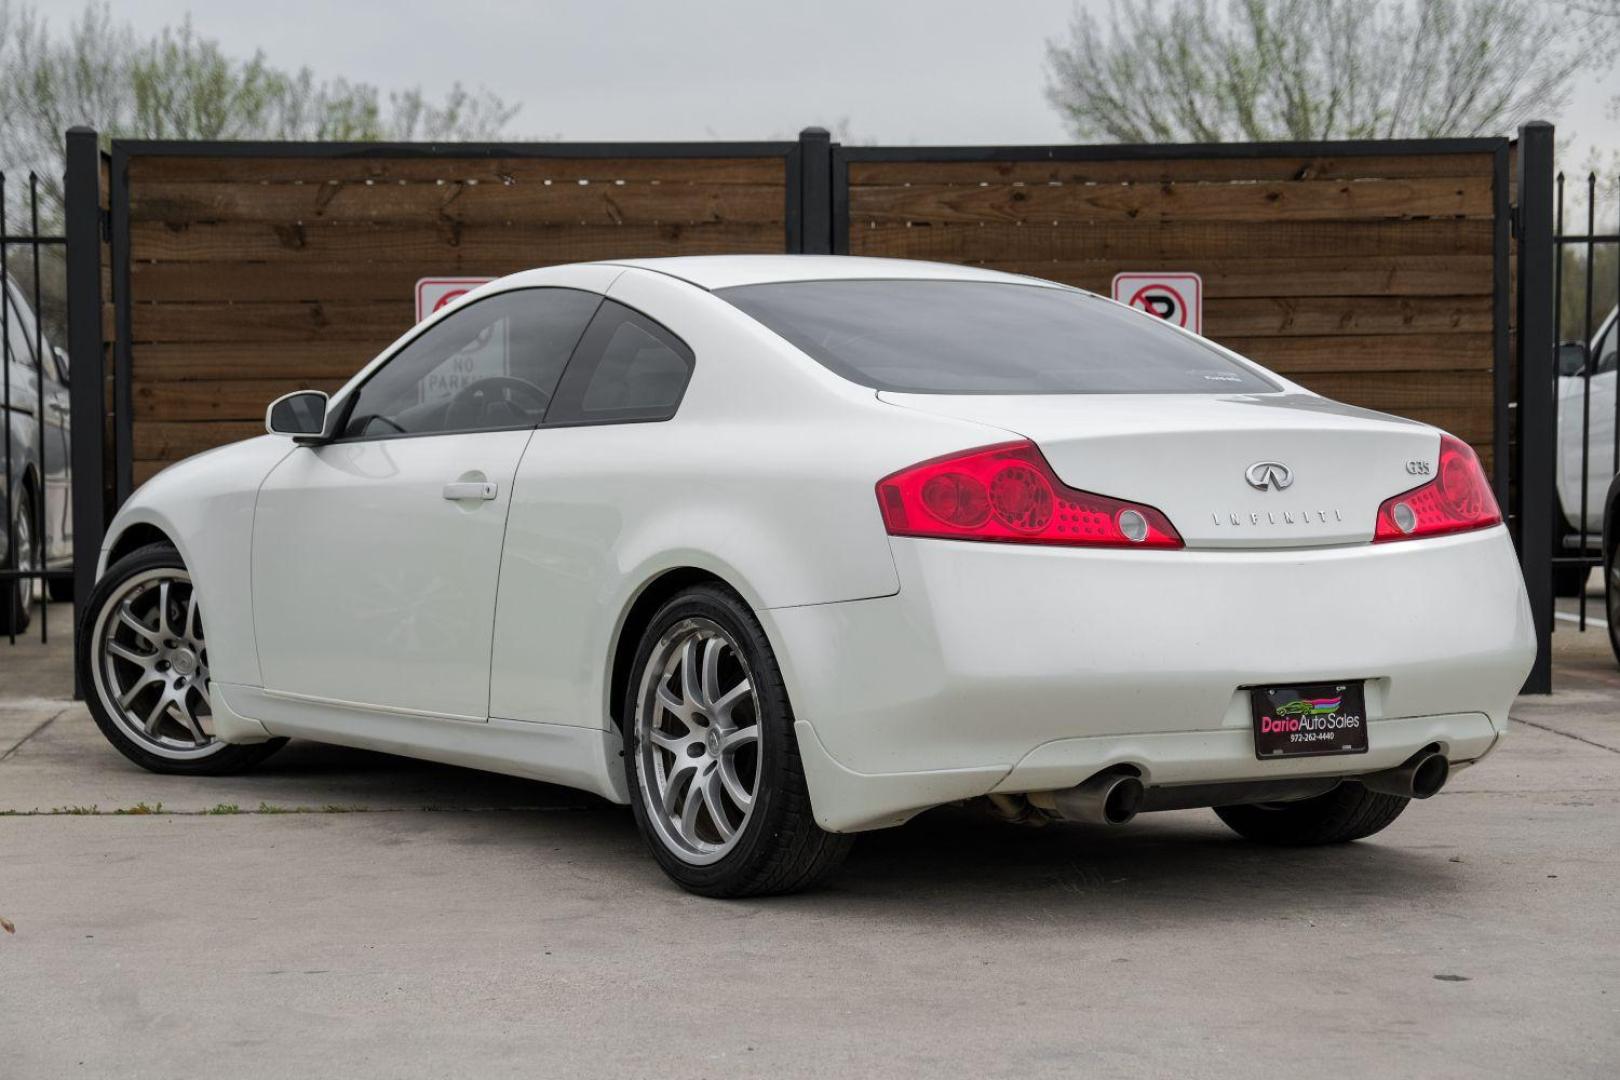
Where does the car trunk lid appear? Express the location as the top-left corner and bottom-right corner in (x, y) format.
(877, 391), (1443, 549)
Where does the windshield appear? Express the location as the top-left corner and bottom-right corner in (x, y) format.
(718, 279), (1277, 395)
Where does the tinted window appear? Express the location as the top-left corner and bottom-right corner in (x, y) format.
(3, 284), (39, 371)
(340, 288), (599, 439)
(719, 280), (1276, 395)
(547, 301), (694, 423)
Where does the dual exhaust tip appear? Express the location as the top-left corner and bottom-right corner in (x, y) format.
(1047, 749), (1450, 826)
(1050, 771), (1146, 826)
(1359, 749), (1450, 800)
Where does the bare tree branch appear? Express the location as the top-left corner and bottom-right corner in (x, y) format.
(1046, 0), (1588, 143)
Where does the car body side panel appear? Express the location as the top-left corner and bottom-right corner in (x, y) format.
(486, 269), (1013, 728)
(99, 436), (296, 687)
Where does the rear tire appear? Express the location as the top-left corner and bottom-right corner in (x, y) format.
(79, 542), (286, 776)
(622, 583), (852, 897)
(1554, 508), (1592, 597)
(0, 493), (39, 635)
(1213, 782), (1409, 845)
(1554, 563), (1589, 598)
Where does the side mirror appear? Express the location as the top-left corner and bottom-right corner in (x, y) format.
(1556, 341), (1588, 378)
(265, 390), (331, 444)
(52, 345), (70, 381)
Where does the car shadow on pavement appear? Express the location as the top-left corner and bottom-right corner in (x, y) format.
(95, 739), (1461, 921)
(827, 803), (1455, 918)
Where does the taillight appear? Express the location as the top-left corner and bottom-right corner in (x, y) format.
(876, 440), (1182, 548)
(1373, 434), (1501, 542)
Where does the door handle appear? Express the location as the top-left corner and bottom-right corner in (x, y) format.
(442, 481), (497, 501)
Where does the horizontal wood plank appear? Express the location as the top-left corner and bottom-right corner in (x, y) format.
(848, 153), (1496, 186)
(129, 155), (788, 185)
(1201, 296), (1491, 337)
(1217, 332), (1494, 372)
(849, 177), (1490, 225)
(133, 342), (378, 381)
(132, 301), (415, 344)
(134, 377), (346, 421)
(128, 254), (1493, 304)
(978, 255), (1492, 299)
(134, 420), (263, 461)
(130, 220), (786, 263)
(131, 180), (787, 226)
(848, 219), (1493, 261)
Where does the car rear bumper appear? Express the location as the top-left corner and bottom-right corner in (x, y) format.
(762, 527), (1535, 832)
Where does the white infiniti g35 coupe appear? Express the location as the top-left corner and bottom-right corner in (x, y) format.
(81, 256), (1536, 896)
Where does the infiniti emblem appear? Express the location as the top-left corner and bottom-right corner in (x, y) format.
(1245, 461), (1294, 491)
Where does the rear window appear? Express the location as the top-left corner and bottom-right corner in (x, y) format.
(718, 279), (1276, 395)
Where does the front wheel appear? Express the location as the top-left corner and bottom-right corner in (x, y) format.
(79, 542), (286, 775)
(622, 584), (852, 897)
(1213, 782), (1409, 845)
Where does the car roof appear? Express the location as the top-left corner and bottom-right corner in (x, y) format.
(589, 255), (1062, 292)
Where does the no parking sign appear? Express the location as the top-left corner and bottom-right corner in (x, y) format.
(1111, 272), (1203, 335)
(415, 277), (494, 322)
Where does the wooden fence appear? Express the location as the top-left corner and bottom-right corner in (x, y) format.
(114, 142), (802, 485)
(106, 132), (1509, 487)
(838, 142), (1508, 476)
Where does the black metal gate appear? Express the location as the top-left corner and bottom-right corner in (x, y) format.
(1550, 165), (1619, 631)
(1, 165), (73, 644)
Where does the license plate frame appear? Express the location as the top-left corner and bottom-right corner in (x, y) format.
(1249, 681), (1369, 760)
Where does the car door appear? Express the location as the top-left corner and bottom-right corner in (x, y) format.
(3, 283), (60, 558)
(252, 287), (601, 720)
(1581, 317), (1617, 535)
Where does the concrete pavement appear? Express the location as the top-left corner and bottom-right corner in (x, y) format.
(2, 599), (1618, 1079)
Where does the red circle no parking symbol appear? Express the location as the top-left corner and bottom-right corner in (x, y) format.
(1111, 272), (1203, 334)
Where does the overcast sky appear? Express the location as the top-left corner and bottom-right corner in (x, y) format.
(100, 0), (1619, 159)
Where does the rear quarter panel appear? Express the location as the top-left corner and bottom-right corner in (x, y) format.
(486, 269), (1011, 728)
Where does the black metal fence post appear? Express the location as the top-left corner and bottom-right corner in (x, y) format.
(1515, 121), (1556, 694)
(798, 127), (833, 254)
(65, 126), (105, 697)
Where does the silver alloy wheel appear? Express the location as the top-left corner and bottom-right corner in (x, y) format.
(10, 505), (41, 609)
(634, 617), (762, 865)
(90, 567), (221, 760)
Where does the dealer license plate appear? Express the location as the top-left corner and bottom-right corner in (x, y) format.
(1249, 681), (1368, 759)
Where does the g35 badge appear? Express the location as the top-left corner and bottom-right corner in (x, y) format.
(1406, 460), (1432, 476)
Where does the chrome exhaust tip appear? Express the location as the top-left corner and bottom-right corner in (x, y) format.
(1360, 749), (1450, 800)
(1051, 771), (1145, 825)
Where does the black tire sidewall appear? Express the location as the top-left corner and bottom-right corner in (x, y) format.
(622, 585), (798, 894)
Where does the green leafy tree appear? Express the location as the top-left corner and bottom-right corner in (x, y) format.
(1045, 0), (1590, 143)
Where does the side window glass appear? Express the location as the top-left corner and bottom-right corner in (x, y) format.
(339, 287), (600, 440)
(548, 301), (694, 424)
(3, 287), (39, 371)
(1597, 320), (1617, 376)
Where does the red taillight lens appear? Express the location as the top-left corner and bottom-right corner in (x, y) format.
(1373, 434), (1501, 542)
(877, 441), (1183, 548)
